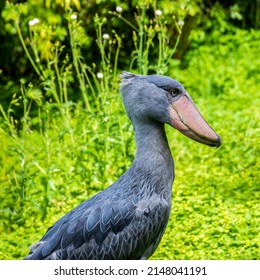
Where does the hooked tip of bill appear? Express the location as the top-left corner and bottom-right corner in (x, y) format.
(213, 134), (222, 148)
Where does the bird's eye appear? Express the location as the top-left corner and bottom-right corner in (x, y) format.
(170, 89), (179, 97)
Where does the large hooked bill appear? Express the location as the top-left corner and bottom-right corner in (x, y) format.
(169, 93), (221, 148)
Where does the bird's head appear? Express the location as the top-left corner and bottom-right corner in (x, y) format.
(120, 71), (221, 148)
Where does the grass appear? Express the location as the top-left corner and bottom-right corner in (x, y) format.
(0, 4), (259, 259)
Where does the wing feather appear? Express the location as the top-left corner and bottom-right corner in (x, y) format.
(25, 189), (170, 260)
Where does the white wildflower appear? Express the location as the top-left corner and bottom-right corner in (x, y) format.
(96, 72), (104, 79)
(178, 20), (184, 27)
(29, 18), (40, 26)
(116, 6), (123, 13)
(71, 14), (77, 20)
(102, 33), (110, 40)
(33, 18), (40, 24)
(155, 10), (162, 16)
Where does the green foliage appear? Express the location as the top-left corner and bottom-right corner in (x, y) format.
(0, 0), (259, 260)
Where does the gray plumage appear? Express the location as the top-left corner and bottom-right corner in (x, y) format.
(24, 71), (221, 260)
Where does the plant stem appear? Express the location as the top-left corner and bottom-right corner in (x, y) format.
(15, 20), (44, 80)
(68, 20), (91, 111)
(165, 33), (181, 66)
(109, 11), (139, 32)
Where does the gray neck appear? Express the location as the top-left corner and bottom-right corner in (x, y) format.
(132, 121), (174, 188)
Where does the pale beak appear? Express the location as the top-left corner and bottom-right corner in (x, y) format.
(169, 93), (221, 147)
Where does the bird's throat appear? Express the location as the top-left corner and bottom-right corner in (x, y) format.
(133, 122), (174, 178)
